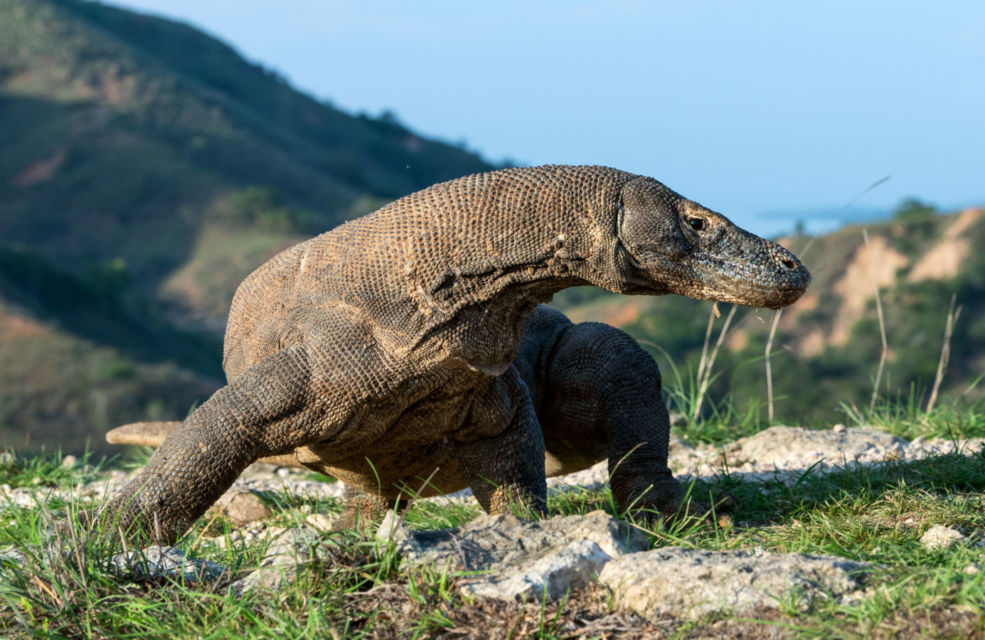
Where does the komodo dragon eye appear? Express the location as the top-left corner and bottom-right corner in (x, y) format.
(686, 217), (705, 232)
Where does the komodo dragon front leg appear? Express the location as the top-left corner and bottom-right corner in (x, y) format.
(333, 365), (547, 529)
(451, 365), (547, 516)
(99, 345), (339, 543)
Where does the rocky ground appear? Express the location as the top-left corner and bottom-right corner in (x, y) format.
(8, 424), (976, 510)
(4, 425), (985, 637)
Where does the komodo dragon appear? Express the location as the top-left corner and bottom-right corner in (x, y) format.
(107, 305), (723, 524)
(101, 165), (810, 543)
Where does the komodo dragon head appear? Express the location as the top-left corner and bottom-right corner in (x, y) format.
(613, 175), (811, 308)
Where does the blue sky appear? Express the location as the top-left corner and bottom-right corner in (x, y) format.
(113, 1), (985, 234)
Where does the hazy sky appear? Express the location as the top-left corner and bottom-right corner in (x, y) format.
(112, 0), (985, 233)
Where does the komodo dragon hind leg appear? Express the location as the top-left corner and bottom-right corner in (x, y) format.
(534, 317), (731, 522)
(98, 345), (330, 544)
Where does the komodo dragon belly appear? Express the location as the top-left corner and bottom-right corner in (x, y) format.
(291, 366), (522, 498)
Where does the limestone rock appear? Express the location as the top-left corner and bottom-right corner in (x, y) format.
(733, 426), (908, 467)
(376, 510), (411, 544)
(304, 512), (339, 531)
(110, 545), (228, 584)
(599, 547), (870, 620)
(211, 490), (271, 526)
(231, 525), (323, 594)
(0, 545), (27, 568)
(920, 524), (966, 550)
(391, 510), (648, 602)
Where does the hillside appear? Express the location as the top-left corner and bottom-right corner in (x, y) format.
(554, 203), (985, 430)
(0, 0), (492, 453)
(2, 0), (981, 456)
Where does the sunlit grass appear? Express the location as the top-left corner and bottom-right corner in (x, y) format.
(4, 405), (985, 637)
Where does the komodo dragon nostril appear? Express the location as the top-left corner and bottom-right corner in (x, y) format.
(781, 259), (796, 270)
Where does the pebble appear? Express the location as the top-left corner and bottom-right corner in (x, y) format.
(920, 524), (966, 550)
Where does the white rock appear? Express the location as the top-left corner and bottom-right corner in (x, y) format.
(376, 510), (410, 544)
(467, 538), (612, 601)
(0, 545), (27, 567)
(304, 512), (338, 531)
(230, 525), (324, 594)
(394, 510), (648, 602)
(211, 490), (272, 526)
(110, 545), (228, 584)
(733, 426), (908, 468)
(920, 524), (965, 550)
(599, 547), (870, 620)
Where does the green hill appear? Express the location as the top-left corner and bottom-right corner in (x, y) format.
(0, 0), (492, 453)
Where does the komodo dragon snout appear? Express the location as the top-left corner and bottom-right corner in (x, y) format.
(617, 176), (811, 308)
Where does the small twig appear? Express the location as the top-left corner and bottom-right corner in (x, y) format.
(862, 229), (889, 410)
(926, 294), (962, 414)
(31, 575), (63, 608)
(765, 309), (783, 423)
(66, 501), (88, 591)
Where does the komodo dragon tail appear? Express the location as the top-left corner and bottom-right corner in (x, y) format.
(106, 422), (305, 469)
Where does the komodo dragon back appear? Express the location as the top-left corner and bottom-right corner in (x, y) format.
(100, 164), (811, 544)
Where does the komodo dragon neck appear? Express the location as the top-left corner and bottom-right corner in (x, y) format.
(310, 165), (634, 373)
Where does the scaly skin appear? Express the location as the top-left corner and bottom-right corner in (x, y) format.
(100, 165), (810, 543)
(108, 305), (692, 527)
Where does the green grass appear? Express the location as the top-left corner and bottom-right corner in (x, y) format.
(5, 407), (985, 637)
(840, 380), (985, 441)
(0, 448), (103, 490)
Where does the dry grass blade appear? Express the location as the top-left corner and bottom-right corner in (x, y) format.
(398, 466), (442, 530)
(692, 304), (737, 422)
(765, 309), (783, 423)
(926, 294), (962, 414)
(696, 304), (717, 385)
(30, 575), (63, 609)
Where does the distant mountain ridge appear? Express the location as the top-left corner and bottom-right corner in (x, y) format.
(0, 0), (492, 452)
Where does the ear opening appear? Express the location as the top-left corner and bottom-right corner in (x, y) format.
(618, 177), (685, 256)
